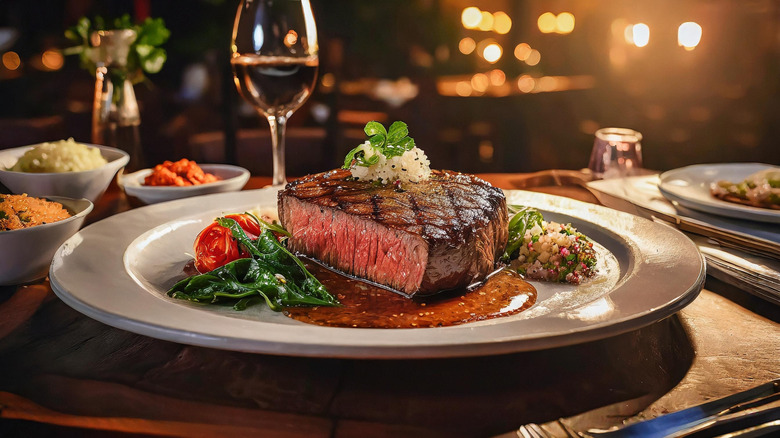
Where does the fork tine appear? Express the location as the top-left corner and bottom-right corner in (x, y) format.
(517, 424), (546, 438)
(516, 425), (537, 438)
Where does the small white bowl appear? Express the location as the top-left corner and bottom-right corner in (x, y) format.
(0, 196), (93, 285)
(119, 164), (250, 204)
(0, 143), (129, 203)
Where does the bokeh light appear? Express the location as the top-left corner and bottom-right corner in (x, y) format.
(2, 51), (21, 70)
(320, 72), (335, 89)
(478, 140), (494, 162)
(517, 75), (535, 93)
(471, 73), (489, 93)
(493, 12), (512, 34)
(283, 30), (298, 47)
(514, 43), (531, 61)
(632, 23), (650, 47)
(556, 12), (575, 34)
(526, 49), (541, 66)
(537, 76), (558, 92)
(483, 43), (503, 63)
(459, 37), (476, 55)
(461, 7), (482, 29)
(538, 12), (557, 34)
(455, 81), (472, 96)
(477, 11), (494, 31)
(41, 50), (64, 70)
(488, 69), (506, 86)
(678, 22), (702, 50)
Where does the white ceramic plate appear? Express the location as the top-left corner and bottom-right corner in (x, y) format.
(49, 189), (705, 359)
(119, 164), (250, 204)
(658, 163), (780, 224)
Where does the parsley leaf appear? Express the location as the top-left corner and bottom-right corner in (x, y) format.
(342, 121), (416, 168)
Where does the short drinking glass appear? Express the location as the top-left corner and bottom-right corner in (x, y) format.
(588, 127), (643, 179)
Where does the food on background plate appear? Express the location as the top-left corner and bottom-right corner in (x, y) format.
(8, 138), (107, 173)
(0, 194), (72, 231)
(710, 167), (780, 210)
(143, 159), (220, 186)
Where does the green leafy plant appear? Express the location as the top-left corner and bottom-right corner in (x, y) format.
(168, 217), (339, 311)
(342, 121), (416, 169)
(64, 14), (170, 83)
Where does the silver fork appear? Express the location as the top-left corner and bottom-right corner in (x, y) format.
(500, 379), (780, 438)
(516, 423), (553, 438)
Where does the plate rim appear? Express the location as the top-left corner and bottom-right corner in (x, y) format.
(49, 188), (705, 359)
(658, 163), (780, 223)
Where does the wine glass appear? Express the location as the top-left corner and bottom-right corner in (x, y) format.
(231, 0), (319, 187)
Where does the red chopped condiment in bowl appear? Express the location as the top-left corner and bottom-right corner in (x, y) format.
(144, 159), (220, 186)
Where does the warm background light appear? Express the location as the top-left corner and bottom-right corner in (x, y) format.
(538, 12), (575, 34)
(2, 51), (21, 70)
(283, 30), (298, 47)
(470, 73), (489, 92)
(517, 75), (535, 93)
(492, 12), (512, 34)
(538, 12), (557, 34)
(482, 43), (502, 63)
(459, 37), (476, 55)
(41, 50), (64, 70)
(477, 11), (494, 31)
(455, 80), (472, 96)
(678, 22), (702, 50)
(514, 43), (531, 61)
(461, 7), (482, 29)
(632, 23), (650, 47)
(525, 49), (541, 66)
(488, 69), (506, 86)
(556, 12), (575, 34)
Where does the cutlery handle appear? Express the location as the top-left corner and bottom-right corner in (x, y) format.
(592, 379), (779, 437)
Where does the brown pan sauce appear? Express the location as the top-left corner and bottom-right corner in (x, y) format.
(285, 262), (537, 328)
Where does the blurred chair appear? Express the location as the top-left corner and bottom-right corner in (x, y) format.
(0, 116), (67, 149)
(188, 127), (329, 177)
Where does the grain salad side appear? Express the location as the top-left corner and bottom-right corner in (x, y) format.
(509, 219), (597, 284)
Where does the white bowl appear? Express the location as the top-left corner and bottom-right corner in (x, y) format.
(0, 143), (130, 203)
(0, 196), (93, 285)
(119, 164), (250, 204)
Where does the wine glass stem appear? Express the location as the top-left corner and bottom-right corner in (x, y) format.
(267, 115), (287, 186)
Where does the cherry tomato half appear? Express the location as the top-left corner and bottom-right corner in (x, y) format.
(193, 214), (262, 273)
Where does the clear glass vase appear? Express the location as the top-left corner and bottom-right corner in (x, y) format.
(91, 29), (143, 172)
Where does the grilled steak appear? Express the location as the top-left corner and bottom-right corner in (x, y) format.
(278, 169), (508, 296)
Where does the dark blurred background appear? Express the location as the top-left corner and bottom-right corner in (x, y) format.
(0, 0), (777, 176)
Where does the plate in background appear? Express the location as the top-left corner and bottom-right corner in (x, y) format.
(658, 163), (779, 224)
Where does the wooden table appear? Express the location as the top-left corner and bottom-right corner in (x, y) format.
(1, 172), (778, 437)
